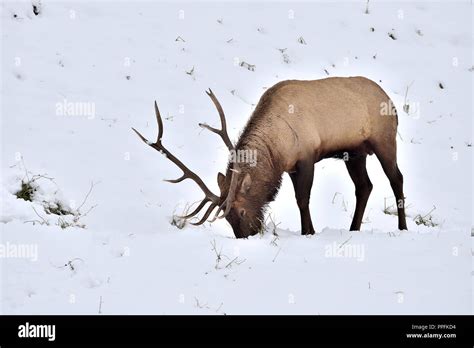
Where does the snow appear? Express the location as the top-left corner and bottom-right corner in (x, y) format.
(0, 0), (472, 314)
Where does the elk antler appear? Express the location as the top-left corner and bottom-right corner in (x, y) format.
(198, 89), (241, 221)
(199, 89), (234, 151)
(208, 164), (241, 222)
(132, 101), (221, 225)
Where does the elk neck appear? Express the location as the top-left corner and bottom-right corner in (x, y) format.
(231, 128), (284, 208)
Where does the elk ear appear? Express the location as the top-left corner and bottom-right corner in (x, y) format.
(217, 172), (226, 192)
(240, 173), (252, 194)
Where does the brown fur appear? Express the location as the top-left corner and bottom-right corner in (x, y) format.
(219, 76), (407, 237)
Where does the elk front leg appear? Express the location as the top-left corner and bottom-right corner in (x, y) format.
(289, 160), (315, 235)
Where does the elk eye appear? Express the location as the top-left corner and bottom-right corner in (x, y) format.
(239, 209), (246, 218)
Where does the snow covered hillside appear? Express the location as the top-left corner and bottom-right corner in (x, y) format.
(1, 0), (472, 314)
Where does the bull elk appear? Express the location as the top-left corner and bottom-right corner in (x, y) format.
(133, 76), (407, 238)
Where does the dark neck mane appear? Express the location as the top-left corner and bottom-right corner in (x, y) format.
(230, 129), (284, 214)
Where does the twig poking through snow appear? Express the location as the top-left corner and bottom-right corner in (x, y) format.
(332, 192), (347, 211)
(413, 205), (438, 227)
(338, 235), (353, 249)
(210, 239), (245, 269)
(28, 206), (50, 226)
(50, 258), (84, 274)
(265, 213), (280, 236)
(332, 192), (341, 204)
(277, 48), (290, 64)
(270, 235), (279, 247)
(297, 36), (307, 45)
(239, 61), (256, 72)
(225, 257), (246, 268)
(77, 181), (99, 213)
(230, 89), (255, 106)
(185, 66), (195, 79)
(383, 197), (397, 216)
(210, 239), (223, 269)
(170, 203), (192, 229)
(215, 302), (224, 313)
(397, 131), (404, 142)
(403, 81), (414, 114)
(272, 247), (282, 263)
(98, 296), (103, 314)
(194, 297), (210, 309)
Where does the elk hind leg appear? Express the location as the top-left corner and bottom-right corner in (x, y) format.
(345, 154), (372, 231)
(374, 142), (408, 230)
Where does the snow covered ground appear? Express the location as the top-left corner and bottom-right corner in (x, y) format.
(0, 0), (472, 314)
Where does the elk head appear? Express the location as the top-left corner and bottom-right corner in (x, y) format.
(132, 90), (260, 238)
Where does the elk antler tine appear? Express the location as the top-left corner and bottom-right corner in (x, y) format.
(208, 203), (225, 222)
(154, 101), (163, 142)
(203, 89), (234, 151)
(190, 203), (218, 225)
(131, 127), (152, 145)
(180, 198), (210, 219)
(221, 198), (233, 218)
(217, 163), (240, 219)
(163, 175), (186, 183)
(213, 198), (231, 220)
(198, 122), (219, 134)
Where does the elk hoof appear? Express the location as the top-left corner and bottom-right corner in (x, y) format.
(301, 228), (315, 236)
